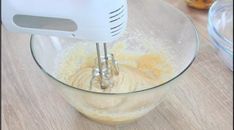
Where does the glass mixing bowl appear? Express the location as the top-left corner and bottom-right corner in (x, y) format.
(208, 0), (233, 71)
(30, 0), (199, 125)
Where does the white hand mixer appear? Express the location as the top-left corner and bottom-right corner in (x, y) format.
(2, 0), (128, 89)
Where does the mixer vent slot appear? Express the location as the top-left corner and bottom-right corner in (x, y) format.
(109, 5), (125, 37)
(109, 9), (124, 19)
(110, 23), (123, 37)
(112, 32), (121, 37)
(111, 23), (123, 30)
(109, 5), (125, 23)
(111, 27), (122, 34)
(110, 14), (124, 23)
(109, 5), (124, 14)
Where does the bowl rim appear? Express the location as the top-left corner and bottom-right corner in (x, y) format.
(209, 30), (233, 56)
(208, 24), (233, 53)
(30, 1), (200, 95)
(208, 1), (233, 45)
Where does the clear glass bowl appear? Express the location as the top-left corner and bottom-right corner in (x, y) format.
(30, 0), (199, 125)
(208, 0), (233, 71)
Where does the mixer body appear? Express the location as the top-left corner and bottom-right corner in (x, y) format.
(2, 0), (128, 42)
(2, 0), (128, 90)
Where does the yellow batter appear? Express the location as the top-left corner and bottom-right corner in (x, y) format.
(56, 43), (173, 93)
(55, 42), (174, 124)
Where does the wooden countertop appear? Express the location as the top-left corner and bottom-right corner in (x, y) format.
(2, 0), (233, 130)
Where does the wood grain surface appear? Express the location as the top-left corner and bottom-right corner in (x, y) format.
(2, 0), (233, 130)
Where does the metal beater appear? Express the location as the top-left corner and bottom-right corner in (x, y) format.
(90, 43), (119, 90)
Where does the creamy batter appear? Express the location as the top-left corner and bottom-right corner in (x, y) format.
(55, 42), (174, 124)
(56, 43), (173, 93)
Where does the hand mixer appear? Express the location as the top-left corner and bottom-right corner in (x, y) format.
(2, 0), (128, 89)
